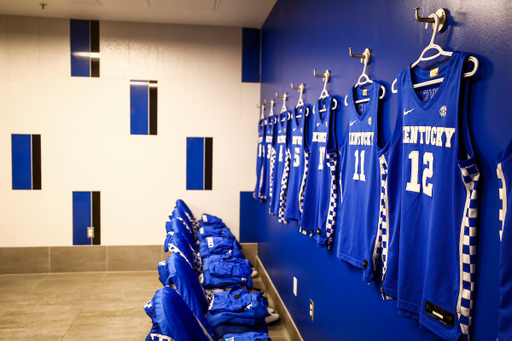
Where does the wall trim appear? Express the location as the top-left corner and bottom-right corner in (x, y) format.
(0, 242), (258, 275)
(255, 255), (303, 341)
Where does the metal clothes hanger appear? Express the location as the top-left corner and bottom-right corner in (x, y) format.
(391, 7), (478, 93)
(313, 69), (338, 113)
(344, 47), (386, 106)
(291, 83), (310, 117)
(264, 99), (276, 123)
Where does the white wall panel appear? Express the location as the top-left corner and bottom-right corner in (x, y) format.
(1, 16), (260, 247)
(7, 16), (39, 76)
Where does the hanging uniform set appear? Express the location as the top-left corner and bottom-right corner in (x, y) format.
(252, 8), (485, 340)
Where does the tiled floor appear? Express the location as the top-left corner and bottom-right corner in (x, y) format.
(0, 271), (290, 341)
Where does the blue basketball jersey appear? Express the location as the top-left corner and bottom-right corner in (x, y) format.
(379, 52), (479, 341)
(254, 118), (267, 201)
(263, 116), (276, 200)
(299, 96), (338, 248)
(270, 112), (290, 218)
(336, 82), (383, 283)
(284, 104), (309, 222)
(497, 138), (512, 341)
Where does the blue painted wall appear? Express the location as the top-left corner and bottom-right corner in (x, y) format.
(258, 1), (510, 340)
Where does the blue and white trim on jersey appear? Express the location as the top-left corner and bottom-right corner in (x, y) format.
(378, 155), (392, 300)
(325, 150), (338, 248)
(498, 163), (507, 242)
(278, 149), (291, 224)
(458, 162), (479, 339)
(268, 146), (276, 212)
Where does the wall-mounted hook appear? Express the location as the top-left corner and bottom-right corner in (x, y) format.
(313, 69), (330, 82)
(349, 47), (371, 65)
(291, 83), (304, 91)
(415, 7), (447, 32)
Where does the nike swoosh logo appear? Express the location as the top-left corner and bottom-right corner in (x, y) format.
(350, 120), (357, 126)
(316, 123), (320, 127)
(404, 108), (415, 115)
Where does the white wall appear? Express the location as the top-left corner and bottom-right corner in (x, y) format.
(0, 15), (260, 247)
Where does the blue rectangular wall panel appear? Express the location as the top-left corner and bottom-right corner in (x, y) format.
(130, 81), (149, 135)
(70, 19), (90, 77)
(239, 191), (258, 242)
(73, 191), (91, 245)
(241, 28), (261, 83)
(186, 137), (204, 190)
(12, 134), (32, 190)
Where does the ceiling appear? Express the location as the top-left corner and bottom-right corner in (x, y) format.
(0, 0), (277, 28)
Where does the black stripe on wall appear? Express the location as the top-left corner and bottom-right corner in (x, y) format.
(32, 134), (41, 190)
(92, 191), (101, 245)
(204, 137), (213, 190)
(90, 20), (100, 78)
(149, 80), (158, 135)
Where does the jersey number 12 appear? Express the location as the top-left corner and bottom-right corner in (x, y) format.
(406, 151), (433, 197)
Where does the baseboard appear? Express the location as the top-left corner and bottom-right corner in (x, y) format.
(0, 242), (259, 275)
(255, 255), (303, 341)
(0, 245), (167, 274)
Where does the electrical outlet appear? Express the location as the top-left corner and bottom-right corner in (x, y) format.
(293, 277), (297, 296)
(309, 299), (314, 321)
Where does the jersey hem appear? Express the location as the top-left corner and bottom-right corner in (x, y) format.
(420, 313), (461, 341)
(336, 252), (364, 269)
(397, 298), (421, 317)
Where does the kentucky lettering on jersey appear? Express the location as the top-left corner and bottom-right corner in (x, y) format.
(293, 136), (303, 145)
(349, 132), (375, 146)
(312, 132), (327, 143)
(266, 136), (273, 143)
(278, 136), (286, 143)
(258, 137), (263, 143)
(403, 126), (456, 148)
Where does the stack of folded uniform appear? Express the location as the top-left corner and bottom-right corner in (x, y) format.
(144, 200), (275, 341)
(207, 285), (270, 340)
(197, 214), (244, 259)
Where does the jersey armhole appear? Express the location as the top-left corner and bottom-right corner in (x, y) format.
(458, 77), (475, 162)
(381, 82), (404, 154)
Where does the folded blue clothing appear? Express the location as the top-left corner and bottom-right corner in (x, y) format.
(158, 253), (210, 332)
(144, 287), (214, 341)
(223, 332), (271, 341)
(213, 323), (268, 341)
(197, 226), (242, 250)
(199, 236), (244, 259)
(206, 285), (268, 327)
(200, 213), (226, 227)
(208, 255), (252, 278)
(202, 257), (253, 289)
